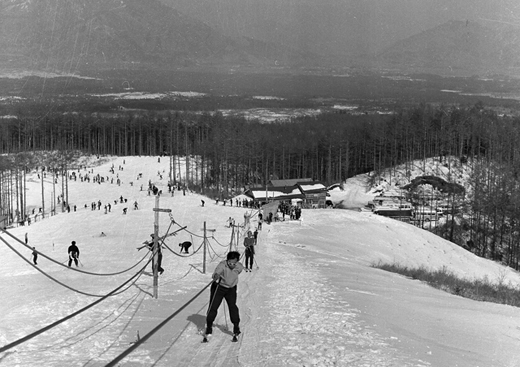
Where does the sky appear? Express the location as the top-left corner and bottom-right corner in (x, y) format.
(1, 156), (520, 366)
(163, 0), (520, 56)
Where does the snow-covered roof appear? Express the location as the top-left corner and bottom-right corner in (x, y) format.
(246, 186), (304, 200)
(297, 182), (327, 193)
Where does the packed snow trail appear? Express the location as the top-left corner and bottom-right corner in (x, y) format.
(149, 218), (430, 367)
(233, 221), (430, 367)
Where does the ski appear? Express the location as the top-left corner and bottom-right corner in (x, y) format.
(202, 334), (239, 343)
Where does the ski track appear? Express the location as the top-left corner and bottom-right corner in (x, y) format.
(4, 219), (430, 367)
(249, 223), (431, 367)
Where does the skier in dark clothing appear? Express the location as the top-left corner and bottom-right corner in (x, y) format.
(205, 251), (244, 339)
(243, 231), (255, 272)
(179, 241), (192, 253)
(147, 234), (164, 274)
(68, 241), (80, 267)
(32, 247), (38, 265)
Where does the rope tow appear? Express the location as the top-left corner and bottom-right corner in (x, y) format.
(104, 281), (213, 367)
(0, 255), (153, 354)
(0, 213), (245, 362)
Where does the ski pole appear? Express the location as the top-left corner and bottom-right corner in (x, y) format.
(206, 278), (221, 316)
(254, 257), (259, 269)
(203, 278), (221, 342)
(223, 299), (229, 331)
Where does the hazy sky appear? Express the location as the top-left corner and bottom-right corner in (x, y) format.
(163, 0), (520, 55)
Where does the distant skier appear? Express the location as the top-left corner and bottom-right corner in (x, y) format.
(205, 251), (244, 339)
(68, 241), (80, 267)
(243, 231), (255, 272)
(32, 247), (38, 265)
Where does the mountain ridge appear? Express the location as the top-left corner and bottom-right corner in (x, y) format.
(375, 20), (520, 76)
(1, 1), (520, 77)
(0, 0), (319, 73)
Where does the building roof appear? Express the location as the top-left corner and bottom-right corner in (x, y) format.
(297, 181), (327, 194)
(245, 185), (304, 201)
(269, 178), (312, 187)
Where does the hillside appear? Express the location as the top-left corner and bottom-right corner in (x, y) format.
(1, 155), (520, 366)
(0, 0), (314, 73)
(377, 20), (520, 76)
(330, 156), (471, 208)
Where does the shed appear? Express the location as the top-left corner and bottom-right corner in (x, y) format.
(297, 181), (328, 208)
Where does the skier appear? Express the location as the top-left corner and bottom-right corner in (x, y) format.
(179, 241), (192, 254)
(258, 213), (263, 230)
(243, 231), (255, 272)
(147, 234), (164, 275)
(68, 241), (80, 267)
(32, 247), (38, 265)
(205, 251), (244, 340)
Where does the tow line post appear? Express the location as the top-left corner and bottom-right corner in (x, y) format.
(153, 196), (171, 299)
(202, 221), (215, 274)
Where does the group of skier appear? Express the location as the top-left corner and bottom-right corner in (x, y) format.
(33, 216), (259, 344)
(28, 154), (265, 344)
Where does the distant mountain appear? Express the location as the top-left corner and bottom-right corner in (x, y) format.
(0, 0), (318, 73)
(376, 20), (520, 76)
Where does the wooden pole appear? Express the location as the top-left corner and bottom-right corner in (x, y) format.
(229, 223), (234, 252)
(52, 170), (56, 216)
(151, 202), (171, 299)
(153, 196), (159, 298)
(203, 221), (207, 274)
(235, 225), (240, 252)
(41, 169), (45, 219)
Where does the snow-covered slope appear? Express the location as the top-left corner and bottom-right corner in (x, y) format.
(1, 155), (520, 366)
(329, 155), (471, 209)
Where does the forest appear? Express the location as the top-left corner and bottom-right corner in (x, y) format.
(2, 101), (520, 270)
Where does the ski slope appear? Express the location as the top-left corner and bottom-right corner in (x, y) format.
(1, 156), (520, 366)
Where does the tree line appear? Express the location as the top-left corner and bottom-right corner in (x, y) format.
(2, 102), (520, 269)
(0, 102), (515, 185)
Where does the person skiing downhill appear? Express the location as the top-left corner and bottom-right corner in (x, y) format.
(205, 251), (244, 340)
(68, 241), (80, 267)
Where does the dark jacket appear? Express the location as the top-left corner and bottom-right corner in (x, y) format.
(68, 244), (80, 258)
(244, 237), (255, 255)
